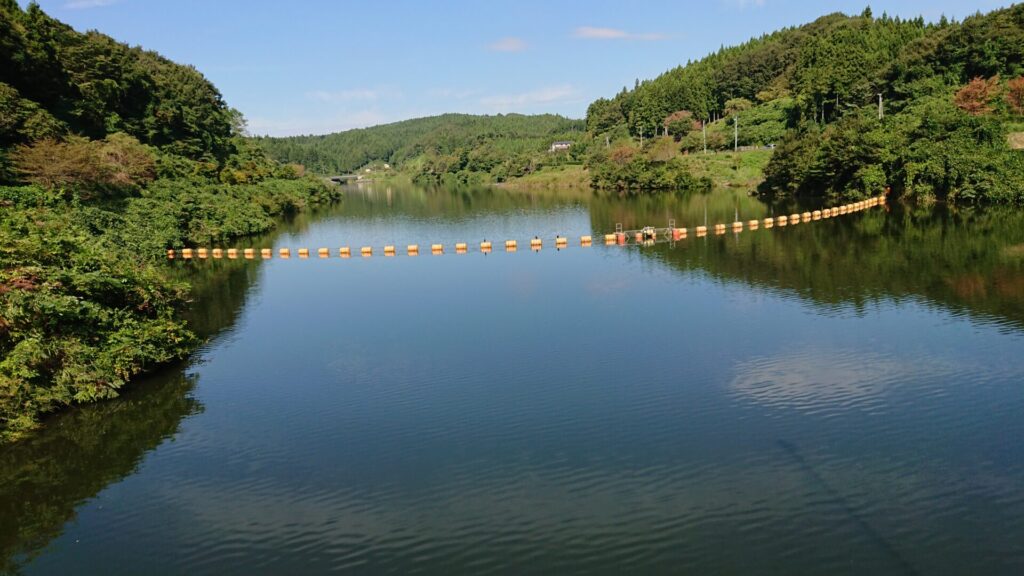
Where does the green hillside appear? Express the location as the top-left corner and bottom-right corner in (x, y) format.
(0, 1), (338, 442)
(255, 113), (585, 185)
(584, 5), (1024, 201)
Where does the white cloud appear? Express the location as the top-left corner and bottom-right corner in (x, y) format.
(429, 88), (483, 100)
(479, 84), (579, 112)
(63, 0), (118, 8)
(305, 88), (384, 103)
(488, 37), (527, 52)
(725, 0), (766, 8)
(572, 26), (666, 41)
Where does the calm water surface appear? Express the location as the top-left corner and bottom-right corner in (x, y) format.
(3, 184), (1024, 575)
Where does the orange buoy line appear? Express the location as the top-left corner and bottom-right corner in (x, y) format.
(166, 194), (887, 259)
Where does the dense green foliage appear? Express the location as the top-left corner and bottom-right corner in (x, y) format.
(255, 113), (585, 185)
(585, 5), (1024, 203)
(0, 2), (339, 442)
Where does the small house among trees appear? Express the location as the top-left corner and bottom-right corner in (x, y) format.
(549, 141), (572, 152)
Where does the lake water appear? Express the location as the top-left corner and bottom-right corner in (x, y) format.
(3, 184), (1024, 575)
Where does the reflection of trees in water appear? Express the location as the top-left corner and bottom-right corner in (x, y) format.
(619, 203), (1024, 329)
(0, 371), (201, 573)
(0, 226), (273, 572)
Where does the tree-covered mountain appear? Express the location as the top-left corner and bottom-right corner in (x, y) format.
(255, 113), (585, 185)
(584, 5), (1024, 202)
(1, 1), (338, 442)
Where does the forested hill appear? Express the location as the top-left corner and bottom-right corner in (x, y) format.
(255, 113), (584, 183)
(585, 5), (1024, 202)
(0, 0), (235, 164)
(1, 2), (337, 442)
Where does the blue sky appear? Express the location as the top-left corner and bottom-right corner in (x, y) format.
(28, 0), (1013, 136)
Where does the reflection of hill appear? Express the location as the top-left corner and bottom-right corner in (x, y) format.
(626, 204), (1024, 329)
(0, 224), (281, 572)
(0, 371), (201, 573)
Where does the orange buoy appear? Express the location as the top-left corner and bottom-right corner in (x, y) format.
(802, 212), (812, 222)
(732, 221), (744, 231)
(339, 246), (351, 258)
(615, 233), (626, 245)
(297, 248), (309, 259)
(227, 248), (238, 259)
(812, 210), (822, 220)
(505, 240), (517, 250)
(279, 248), (290, 258)
(182, 248), (193, 259)
(431, 243), (443, 254)
(166, 249), (175, 259)
(715, 223), (727, 235)
(244, 248), (255, 259)
(555, 236), (567, 246)
(318, 247), (329, 258)
(480, 241), (492, 252)
(384, 245), (396, 256)
(581, 235), (593, 245)
(789, 213), (801, 224)
(212, 248), (223, 259)
(407, 244), (419, 255)
(748, 220), (759, 230)
(261, 248), (272, 259)
(360, 246), (372, 257)
(455, 242), (467, 253)
(763, 218), (774, 228)
(696, 225), (708, 236)
(197, 248), (208, 259)
(777, 215), (788, 225)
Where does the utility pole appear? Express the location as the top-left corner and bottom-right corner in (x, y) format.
(877, 93), (884, 120)
(702, 120), (707, 154)
(734, 116), (738, 152)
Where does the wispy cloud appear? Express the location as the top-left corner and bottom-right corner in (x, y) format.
(429, 88), (483, 100)
(306, 89), (381, 102)
(479, 84), (579, 112)
(725, 0), (766, 8)
(572, 26), (666, 41)
(487, 37), (527, 52)
(63, 0), (118, 8)
(305, 87), (403, 103)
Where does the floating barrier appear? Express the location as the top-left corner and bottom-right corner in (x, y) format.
(169, 192), (890, 261)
